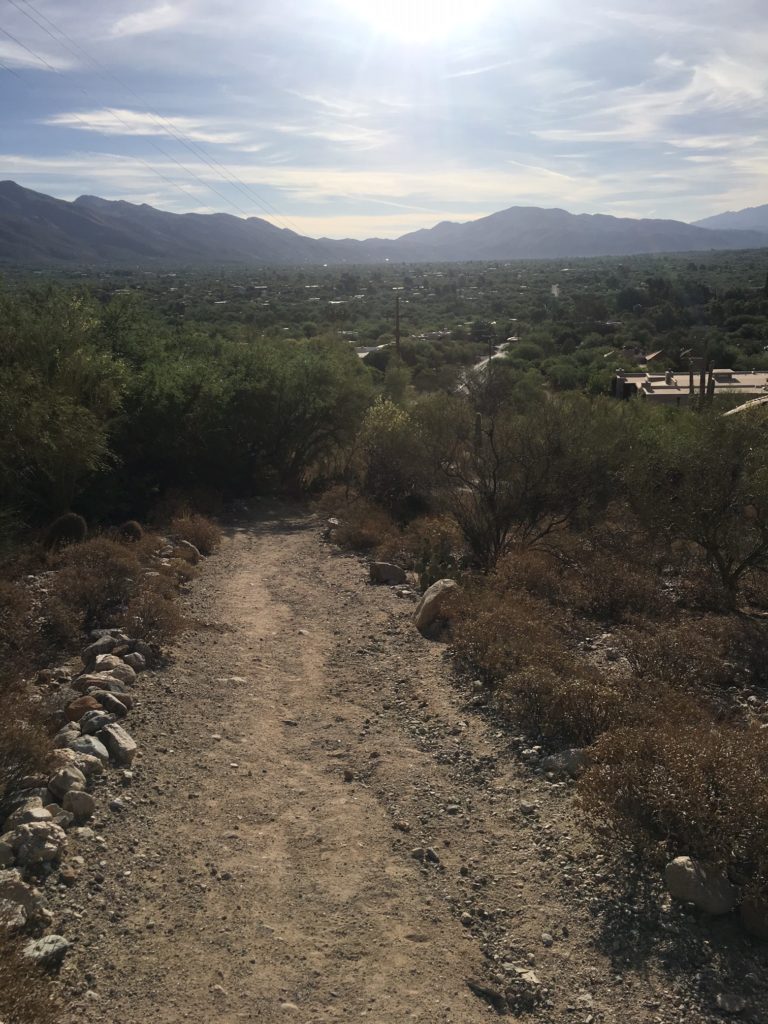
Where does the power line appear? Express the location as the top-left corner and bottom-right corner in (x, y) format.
(6, 0), (300, 232)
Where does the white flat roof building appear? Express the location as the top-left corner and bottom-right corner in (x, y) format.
(614, 368), (768, 405)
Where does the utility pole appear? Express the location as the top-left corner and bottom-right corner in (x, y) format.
(395, 295), (402, 359)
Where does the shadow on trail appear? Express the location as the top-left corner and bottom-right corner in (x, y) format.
(593, 856), (761, 1013)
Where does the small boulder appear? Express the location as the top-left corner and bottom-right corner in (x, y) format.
(541, 748), (589, 779)
(414, 578), (460, 636)
(664, 856), (738, 915)
(4, 801), (52, 830)
(176, 539), (202, 563)
(62, 790), (96, 821)
(0, 869), (48, 930)
(23, 934), (71, 968)
(47, 765), (86, 801)
(47, 748), (103, 778)
(81, 634), (118, 666)
(87, 690), (129, 716)
(12, 822), (67, 866)
(79, 710), (115, 736)
(93, 655), (136, 685)
(65, 735), (110, 763)
(123, 652), (146, 672)
(65, 695), (103, 722)
(370, 561), (407, 585)
(53, 723), (81, 748)
(99, 723), (137, 765)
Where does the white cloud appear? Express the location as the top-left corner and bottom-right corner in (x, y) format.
(43, 109), (246, 145)
(111, 3), (183, 37)
(0, 38), (76, 71)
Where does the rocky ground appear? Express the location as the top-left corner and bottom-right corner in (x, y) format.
(37, 504), (768, 1022)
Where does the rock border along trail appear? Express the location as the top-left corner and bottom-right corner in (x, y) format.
(60, 506), (768, 1023)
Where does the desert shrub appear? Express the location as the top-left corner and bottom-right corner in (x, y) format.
(37, 595), (81, 649)
(450, 584), (571, 685)
(48, 537), (140, 627)
(376, 514), (465, 578)
(43, 512), (87, 550)
(499, 546), (669, 623)
(170, 514), (222, 556)
(0, 694), (50, 812)
(119, 574), (186, 643)
(582, 717), (768, 896)
(0, 935), (61, 1024)
(333, 501), (397, 553)
(0, 581), (35, 692)
(117, 519), (143, 542)
(620, 615), (768, 692)
(354, 399), (432, 519)
(499, 665), (628, 747)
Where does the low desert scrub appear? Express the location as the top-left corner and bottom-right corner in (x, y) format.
(581, 716), (768, 897)
(499, 665), (629, 747)
(620, 615), (768, 692)
(119, 574), (186, 644)
(170, 513), (222, 556)
(47, 537), (140, 628)
(0, 694), (50, 812)
(499, 545), (670, 624)
(332, 501), (398, 553)
(0, 935), (60, 1024)
(376, 514), (464, 583)
(0, 580), (35, 693)
(450, 584), (572, 685)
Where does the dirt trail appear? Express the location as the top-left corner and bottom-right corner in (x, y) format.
(59, 506), (768, 1023)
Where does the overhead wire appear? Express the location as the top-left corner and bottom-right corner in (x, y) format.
(5, 0), (300, 231)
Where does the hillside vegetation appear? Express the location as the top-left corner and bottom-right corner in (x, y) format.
(2, 253), (768, 965)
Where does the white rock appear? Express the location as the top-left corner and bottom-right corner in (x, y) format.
(664, 856), (738, 915)
(413, 578), (460, 635)
(123, 651), (146, 672)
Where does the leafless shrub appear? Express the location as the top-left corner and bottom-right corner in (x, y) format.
(170, 514), (222, 556)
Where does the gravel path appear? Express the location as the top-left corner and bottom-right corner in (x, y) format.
(56, 505), (768, 1023)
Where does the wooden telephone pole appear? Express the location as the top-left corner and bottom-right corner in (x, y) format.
(395, 294), (402, 358)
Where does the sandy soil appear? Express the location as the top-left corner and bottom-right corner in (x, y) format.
(55, 504), (768, 1023)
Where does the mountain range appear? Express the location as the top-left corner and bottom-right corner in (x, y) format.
(1, 180), (766, 266)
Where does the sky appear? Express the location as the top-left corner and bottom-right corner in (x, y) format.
(0, 0), (767, 238)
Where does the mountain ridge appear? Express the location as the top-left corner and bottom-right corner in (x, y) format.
(693, 203), (768, 233)
(1, 180), (767, 265)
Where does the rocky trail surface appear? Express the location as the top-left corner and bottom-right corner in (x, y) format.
(56, 506), (768, 1023)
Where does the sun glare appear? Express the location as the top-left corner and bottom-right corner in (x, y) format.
(338, 0), (495, 43)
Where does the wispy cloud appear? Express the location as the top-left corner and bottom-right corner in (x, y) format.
(0, 38), (76, 71)
(111, 3), (184, 38)
(43, 109), (246, 145)
(445, 60), (514, 79)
